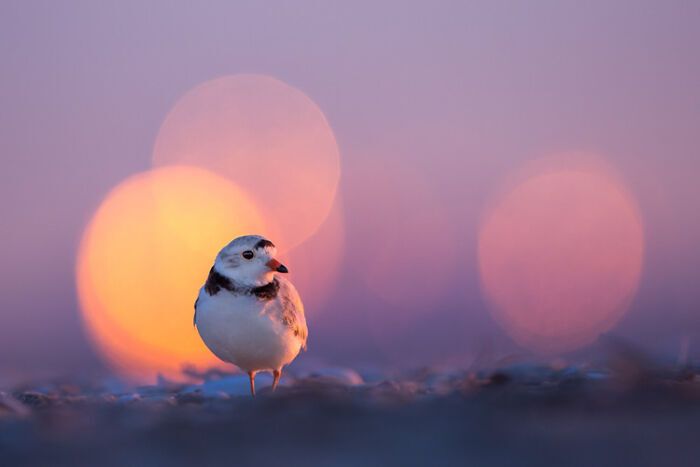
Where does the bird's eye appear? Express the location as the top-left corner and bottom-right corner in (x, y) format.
(241, 250), (254, 260)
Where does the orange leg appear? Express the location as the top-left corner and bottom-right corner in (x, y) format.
(248, 371), (257, 397)
(272, 369), (282, 391)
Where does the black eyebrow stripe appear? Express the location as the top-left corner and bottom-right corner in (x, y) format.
(254, 239), (275, 249)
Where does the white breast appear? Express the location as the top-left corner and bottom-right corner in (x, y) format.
(194, 282), (304, 372)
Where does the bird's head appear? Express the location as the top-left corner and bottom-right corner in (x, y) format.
(213, 235), (288, 287)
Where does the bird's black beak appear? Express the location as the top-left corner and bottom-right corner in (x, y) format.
(266, 258), (288, 273)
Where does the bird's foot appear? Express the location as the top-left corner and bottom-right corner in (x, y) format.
(272, 369), (281, 391)
(248, 371), (257, 397)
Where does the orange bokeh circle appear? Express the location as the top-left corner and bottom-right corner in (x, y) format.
(478, 167), (644, 353)
(76, 166), (268, 381)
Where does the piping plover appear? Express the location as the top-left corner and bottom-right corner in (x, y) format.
(194, 235), (307, 396)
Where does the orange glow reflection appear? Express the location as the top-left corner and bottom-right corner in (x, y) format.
(152, 74), (341, 249)
(76, 166), (268, 381)
(478, 166), (644, 353)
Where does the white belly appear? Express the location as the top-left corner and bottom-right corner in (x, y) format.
(195, 289), (302, 372)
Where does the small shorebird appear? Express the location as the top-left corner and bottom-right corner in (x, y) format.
(194, 235), (307, 396)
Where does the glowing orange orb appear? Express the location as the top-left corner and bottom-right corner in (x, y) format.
(152, 74), (341, 249)
(76, 166), (268, 381)
(478, 169), (644, 353)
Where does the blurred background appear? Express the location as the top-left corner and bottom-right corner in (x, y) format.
(1, 0), (699, 385)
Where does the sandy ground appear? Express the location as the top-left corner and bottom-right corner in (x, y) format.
(1, 363), (700, 467)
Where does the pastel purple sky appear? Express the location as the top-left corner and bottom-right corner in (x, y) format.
(1, 1), (699, 381)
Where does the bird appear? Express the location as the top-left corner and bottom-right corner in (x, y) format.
(193, 235), (307, 396)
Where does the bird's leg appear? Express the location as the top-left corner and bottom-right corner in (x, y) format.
(272, 369), (282, 391)
(248, 371), (257, 397)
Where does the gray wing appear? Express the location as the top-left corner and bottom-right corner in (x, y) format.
(278, 280), (308, 350)
(193, 297), (199, 327)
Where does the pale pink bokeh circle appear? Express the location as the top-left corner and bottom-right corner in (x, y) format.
(152, 74), (341, 250)
(478, 167), (644, 353)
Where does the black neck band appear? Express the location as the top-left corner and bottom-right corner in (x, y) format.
(204, 267), (279, 300)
